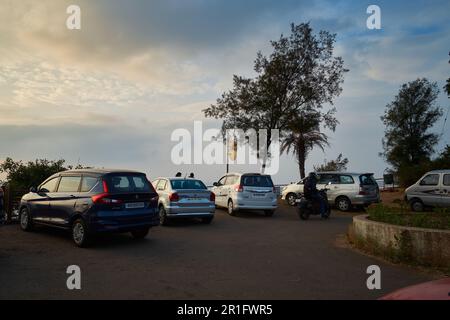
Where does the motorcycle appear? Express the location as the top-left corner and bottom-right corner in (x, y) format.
(296, 182), (331, 220)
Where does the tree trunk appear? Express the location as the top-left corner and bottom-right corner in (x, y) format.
(297, 140), (306, 179)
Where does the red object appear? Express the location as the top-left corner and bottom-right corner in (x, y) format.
(209, 192), (215, 202)
(380, 278), (450, 300)
(234, 184), (243, 192)
(91, 193), (123, 205)
(169, 192), (179, 202)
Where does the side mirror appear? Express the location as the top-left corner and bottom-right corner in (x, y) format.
(213, 182), (219, 187)
(328, 182), (332, 185)
(29, 186), (37, 193)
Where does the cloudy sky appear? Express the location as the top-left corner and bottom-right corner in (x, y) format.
(0, 0), (449, 184)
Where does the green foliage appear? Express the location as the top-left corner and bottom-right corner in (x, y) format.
(203, 22), (348, 176)
(0, 157), (86, 190)
(367, 203), (450, 230)
(380, 78), (442, 169)
(314, 153), (349, 173)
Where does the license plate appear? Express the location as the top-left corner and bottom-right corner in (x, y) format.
(253, 193), (265, 197)
(125, 202), (145, 209)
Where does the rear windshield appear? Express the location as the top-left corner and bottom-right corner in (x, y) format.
(170, 179), (207, 190)
(104, 173), (153, 193)
(241, 175), (274, 187)
(359, 174), (377, 186)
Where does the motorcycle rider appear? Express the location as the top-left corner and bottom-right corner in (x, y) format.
(303, 172), (327, 218)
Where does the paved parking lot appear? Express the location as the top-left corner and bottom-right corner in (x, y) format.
(0, 202), (432, 299)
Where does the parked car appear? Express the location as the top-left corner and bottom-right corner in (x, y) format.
(405, 169), (450, 212)
(212, 173), (277, 216)
(19, 169), (159, 247)
(151, 177), (215, 225)
(281, 172), (380, 211)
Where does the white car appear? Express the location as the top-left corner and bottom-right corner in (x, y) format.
(281, 172), (380, 211)
(405, 169), (450, 212)
(211, 173), (278, 216)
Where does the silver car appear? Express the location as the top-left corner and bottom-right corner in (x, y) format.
(405, 169), (450, 212)
(212, 173), (277, 216)
(281, 172), (380, 211)
(152, 177), (215, 225)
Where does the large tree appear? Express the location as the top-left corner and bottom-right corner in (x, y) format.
(381, 78), (443, 173)
(203, 22), (347, 174)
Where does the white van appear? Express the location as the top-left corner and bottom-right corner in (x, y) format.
(405, 169), (450, 211)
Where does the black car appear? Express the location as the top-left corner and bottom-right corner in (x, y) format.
(19, 169), (159, 247)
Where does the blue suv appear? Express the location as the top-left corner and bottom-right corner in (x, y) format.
(19, 169), (159, 247)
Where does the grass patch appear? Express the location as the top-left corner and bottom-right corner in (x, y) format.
(367, 203), (450, 230)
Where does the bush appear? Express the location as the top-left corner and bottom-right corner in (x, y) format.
(367, 203), (450, 230)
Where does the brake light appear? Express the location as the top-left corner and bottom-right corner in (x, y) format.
(209, 192), (215, 202)
(234, 184), (243, 192)
(169, 192), (179, 202)
(358, 185), (367, 195)
(91, 193), (123, 204)
(272, 186), (276, 193)
(102, 180), (109, 192)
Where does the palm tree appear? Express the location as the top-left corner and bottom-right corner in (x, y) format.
(281, 116), (329, 179)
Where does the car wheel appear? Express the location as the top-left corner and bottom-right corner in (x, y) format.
(336, 197), (351, 212)
(159, 206), (169, 226)
(227, 200), (236, 216)
(72, 219), (91, 248)
(264, 210), (275, 217)
(410, 199), (424, 212)
(286, 193), (297, 206)
(19, 207), (33, 231)
(131, 227), (150, 239)
(201, 216), (214, 224)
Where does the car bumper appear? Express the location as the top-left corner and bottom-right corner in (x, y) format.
(234, 203), (278, 211)
(351, 195), (381, 206)
(166, 205), (215, 217)
(89, 209), (160, 232)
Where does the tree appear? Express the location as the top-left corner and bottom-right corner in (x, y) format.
(0, 157), (86, 190)
(381, 78), (443, 186)
(446, 52), (450, 98)
(203, 22), (347, 174)
(314, 153), (349, 172)
(280, 110), (330, 178)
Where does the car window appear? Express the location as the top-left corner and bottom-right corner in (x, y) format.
(225, 175), (237, 185)
(359, 174), (376, 185)
(420, 174), (439, 186)
(340, 175), (354, 184)
(170, 179), (207, 190)
(241, 175), (274, 187)
(444, 174), (450, 186)
(318, 174), (339, 184)
(152, 179), (159, 189)
(156, 180), (167, 191)
(39, 177), (59, 193)
(80, 176), (99, 192)
(105, 174), (153, 193)
(216, 176), (225, 186)
(57, 176), (81, 193)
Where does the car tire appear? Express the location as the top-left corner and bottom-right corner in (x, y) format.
(201, 216), (214, 224)
(19, 207), (33, 231)
(131, 227), (150, 239)
(159, 206), (169, 226)
(227, 200), (236, 216)
(72, 218), (91, 248)
(410, 199), (424, 212)
(286, 193), (298, 206)
(264, 210), (275, 217)
(336, 196), (351, 212)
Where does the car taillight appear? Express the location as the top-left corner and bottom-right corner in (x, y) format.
(91, 193), (123, 204)
(358, 185), (367, 195)
(169, 192), (179, 202)
(272, 187), (276, 193)
(209, 192), (215, 201)
(102, 180), (109, 192)
(234, 184), (243, 192)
